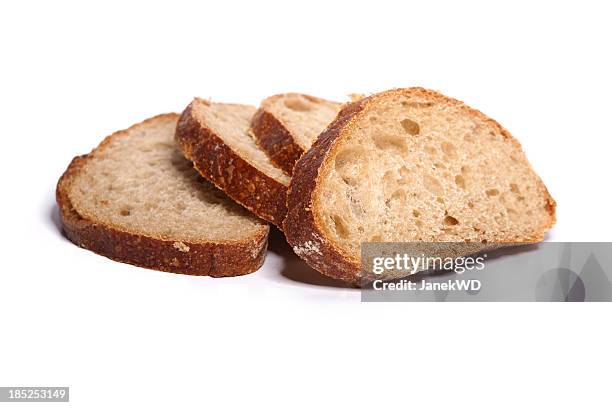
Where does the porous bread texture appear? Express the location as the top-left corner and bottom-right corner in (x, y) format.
(319, 93), (555, 248)
(284, 88), (556, 285)
(251, 94), (341, 175)
(176, 99), (289, 227)
(191, 99), (290, 186)
(58, 114), (269, 276)
(262, 93), (341, 150)
(69, 115), (265, 241)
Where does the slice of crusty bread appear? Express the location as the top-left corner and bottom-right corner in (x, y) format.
(57, 114), (269, 276)
(176, 98), (290, 228)
(251, 93), (341, 175)
(284, 88), (557, 285)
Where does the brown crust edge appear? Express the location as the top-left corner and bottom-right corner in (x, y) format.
(175, 100), (288, 228)
(56, 114), (269, 277)
(283, 88), (557, 286)
(283, 100), (367, 286)
(250, 108), (305, 175)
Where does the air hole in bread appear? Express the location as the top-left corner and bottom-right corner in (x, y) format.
(349, 195), (365, 217)
(120, 207), (131, 216)
(510, 183), (520, 194)
(464, 133), (475, 143)
(413, 209), (421, 217)
(424, 146), (436, 155)
(383, 169), (396, 180)
(486, 189), (500, 197)
(423, 175), (443, 195)
(444, 215), (459, 226)
(372, 133), (408, 154)
(400, 119), (420, 135)
(370, 234), (383, 242)
(455, 174), (466, 189)
(398, 166), (410, 184)
(441, 141), (456, 158)
(392, 189), (406, 201)
(331, 214), (350, 238)
(284, 96), (312, 112)
(335, 147), (368, 186)
(386, 189), (406, 207)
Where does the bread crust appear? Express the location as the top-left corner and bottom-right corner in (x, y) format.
(251, 108), (304, 175)
(283, 100), (366, 286)
(176, 100), (288, 228)
(56, 114), (269, 277)
(250, 94), (341, 176)
(283, 88), (557, 286)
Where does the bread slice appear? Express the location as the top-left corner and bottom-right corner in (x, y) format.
(56, 114), (269, 276)
(176, 98), (290, 228)
(251, 93), (341, 175)
(283, 88), (556, 285)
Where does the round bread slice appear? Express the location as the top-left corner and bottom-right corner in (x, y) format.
(176, 98), (290, 228)
(251, 93), (341, 175)
(284, 88), (557, 285)
(56, 114), (269, 276)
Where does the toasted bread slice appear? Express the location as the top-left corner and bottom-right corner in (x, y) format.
(57, 114), (269, 276)
(284, 88), (556, 285)
(176, 98), (290, 228)
(251, 93), (341, 175)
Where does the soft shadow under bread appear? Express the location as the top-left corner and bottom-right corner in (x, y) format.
(267, 227), (354, 288)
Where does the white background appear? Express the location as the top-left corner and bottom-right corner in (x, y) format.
(1, 1), (611, 406)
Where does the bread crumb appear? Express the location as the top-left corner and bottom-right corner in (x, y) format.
(173, 241), (190, 252)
